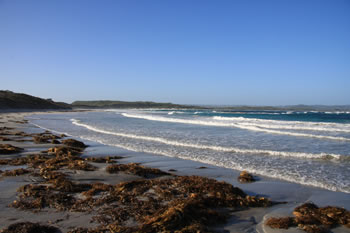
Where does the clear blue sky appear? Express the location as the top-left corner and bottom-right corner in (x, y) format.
(1, 0), (349, 105)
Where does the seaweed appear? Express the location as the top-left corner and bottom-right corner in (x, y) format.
(237, 171), (255, 183)
(48, 146), (83, 157)
(0, 144), (24, 154)
(0, 136), (11, 141)
(106, 163), (171, 178)
(139, 198), (227, 232)
(84, 156), (122, 163)
(265, 202), (350, 232)
(2, 168), (30, 176)
(33, 134), (61, 144)
(67, 160), (96, 171)
(265, 217), (296, 229)
(0, 222), (59, 233)
(61, 139), (87, 149)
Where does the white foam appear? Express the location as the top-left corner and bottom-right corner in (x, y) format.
(71, 118), (347, 161)
(121, 113), (350, 141)
(76, 133), (350, 193)
(213, 116), (350, 133)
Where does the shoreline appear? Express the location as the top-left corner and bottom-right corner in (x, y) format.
(0, 111), (349, 232)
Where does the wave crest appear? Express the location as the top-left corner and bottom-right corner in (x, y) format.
(121, 113), (350, 141)
(71, 118), (348, 161)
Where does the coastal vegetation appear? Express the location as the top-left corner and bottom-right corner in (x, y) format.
(71, 100), (196, 109)
(0, 91), (71, 110)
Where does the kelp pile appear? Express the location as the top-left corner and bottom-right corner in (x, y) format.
(106, 163), (171, 178)
(85, 156), (122, 163)
(0, 144), (24, 154)
(237, 171), (255, 183)
(2, 168), (30, 176)
(265, 202), (350, 233)
(1, 130), (276, 232)
(0, 221), (59, 233)
(11, 172), (273, 232)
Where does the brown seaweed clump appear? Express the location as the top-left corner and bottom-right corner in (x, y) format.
(11, 179), (90, 211)
(86, 176), (272, 232)
(265, 217), (296, 229)
(84, 156), (122, 164)
(67, 160), (96, 171)
(0, 144), (24, 154)
(0, 221), (59, 233)
(2, 168), (30, 176)
(265, 202), (350, 233)
(62, 139), (87, 149)
(238, 171), (256, 183)
(11, 172), (273, 232)
(139, 198), (227, 232)
(33, 134), (61, 144)
(0, 136), (11, 141)
(106, 163), (171, 178)
(0, 157), (30, 166)
(47, 146), (83, 157)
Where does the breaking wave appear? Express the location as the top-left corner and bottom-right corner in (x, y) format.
(71, 118), (348, 161)
(121, 113), (350, 142)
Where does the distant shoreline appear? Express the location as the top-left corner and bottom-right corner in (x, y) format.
(2, 90), (350, 112)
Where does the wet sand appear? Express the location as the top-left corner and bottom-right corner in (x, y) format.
(0, 111), (349, 233)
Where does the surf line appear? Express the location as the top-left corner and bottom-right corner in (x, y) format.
(71, 118), (346, 161)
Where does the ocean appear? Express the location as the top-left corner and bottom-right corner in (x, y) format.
(28, 109), (350, 193)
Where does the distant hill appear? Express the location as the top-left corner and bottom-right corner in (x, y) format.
(0, 90), (71, 110)
(72, 100), (196, 109)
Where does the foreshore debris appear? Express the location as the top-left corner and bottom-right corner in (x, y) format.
(265, 202), (350, 232)
(238, 170), (256, 183)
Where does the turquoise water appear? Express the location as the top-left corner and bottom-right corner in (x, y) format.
(156, 109), (350, 123)
(28, 109), (350, 193)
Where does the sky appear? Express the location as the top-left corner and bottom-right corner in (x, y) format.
(1, 0), (349, 105)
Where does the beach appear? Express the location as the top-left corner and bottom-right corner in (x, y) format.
(0, 111), (349, 233)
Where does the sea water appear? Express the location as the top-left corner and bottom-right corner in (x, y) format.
(28, 109), (350, 193)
